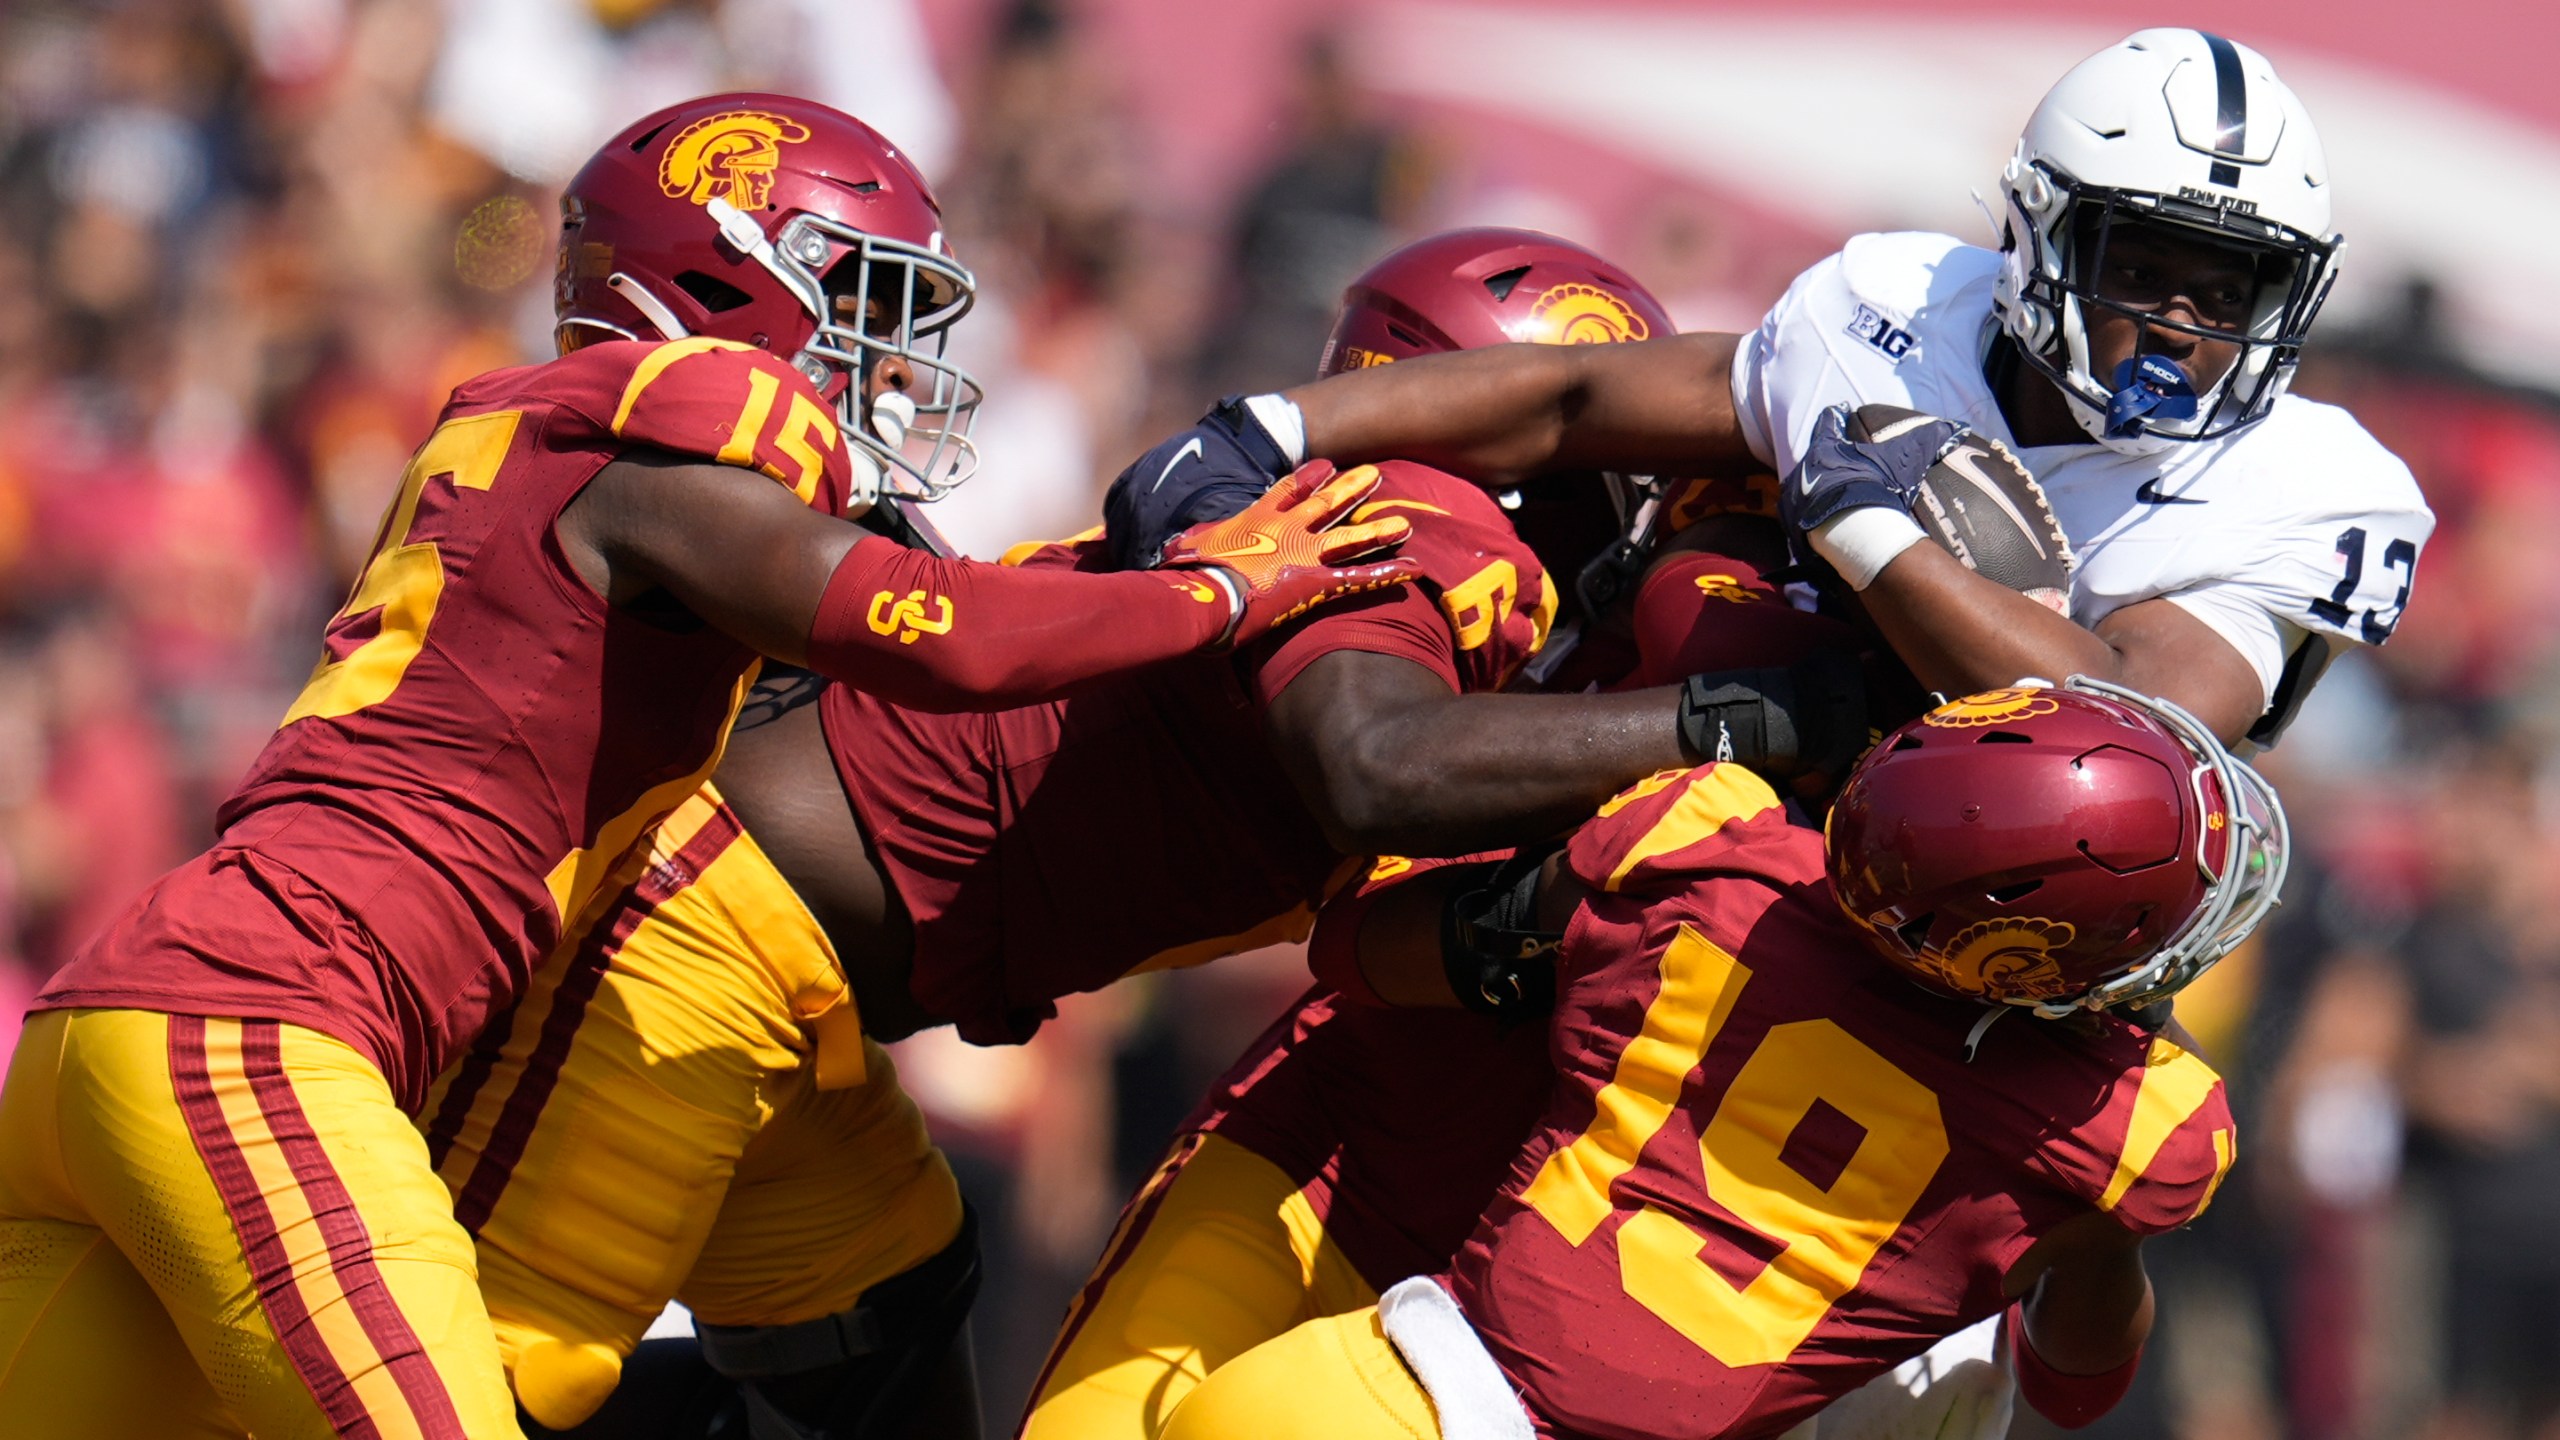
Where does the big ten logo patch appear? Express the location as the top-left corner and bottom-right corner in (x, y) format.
(1693, 573), (1760, 604)
(866, 589), (954, 644)
(1845, 303), (1918, 362)
(1335, 345), (1396, 370)
(659, 110), (813, 210)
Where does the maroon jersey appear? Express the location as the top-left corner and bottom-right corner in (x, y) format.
(1191, 979), (1549, 1292)
(1447, 764), (2237, 1440)
(42, 338), (855, 1108)
(828, 460), (1554, 1043)
(1176, 540), (1869, 1290)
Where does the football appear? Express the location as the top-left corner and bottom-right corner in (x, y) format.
(1849, 403), (2075, 614)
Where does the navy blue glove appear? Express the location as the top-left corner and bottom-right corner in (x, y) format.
(1103, 396), (1297, 569)
(1775, 404), (1962, 553)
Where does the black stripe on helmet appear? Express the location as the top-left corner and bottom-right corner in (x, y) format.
(2200, 31), (2248, 157)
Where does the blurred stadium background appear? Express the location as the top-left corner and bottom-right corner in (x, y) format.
(1, 1), (2555, 1436)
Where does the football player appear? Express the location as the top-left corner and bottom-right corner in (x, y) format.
(1109, 29), (2436, 754)
(1157, 678), (2280, 1440)
(1019, 235), (1892, 1440)
(416, 233), (1732, 1440)
(0, 94), (1423, 1440)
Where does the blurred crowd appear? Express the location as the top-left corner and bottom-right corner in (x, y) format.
(1, 2), (2555, 1436)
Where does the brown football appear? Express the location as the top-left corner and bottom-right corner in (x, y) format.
(1849, 404), (2074, 614)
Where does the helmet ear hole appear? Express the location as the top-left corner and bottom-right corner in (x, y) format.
(1893, 914), (1936, 954)
(1890, 733), (1925, 753)
(1986, 879), (2044, 903)
(674, 271), (754, 313)
(1976, 731), (2033, 745)
(1481, 265), (1533, 301)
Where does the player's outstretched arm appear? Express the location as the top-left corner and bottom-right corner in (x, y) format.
(1264, 649), (1690, 856)
(1103, 337), (1754, 569)
(1282, 331), (1757, 487)
(564, 454), (1419, 712)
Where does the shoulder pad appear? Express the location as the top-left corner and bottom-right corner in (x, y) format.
(1359, 460), (1561, 692)
(1563, 763), (1802, 898)
(2219, 400), (2436, 647)
(545, 339), (855, 515)
(1833, 232), (1993, 319)
(2058, 1033), (2237, 1233)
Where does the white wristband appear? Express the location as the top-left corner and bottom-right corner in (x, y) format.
(1241, 393), (1308, 468)
(1810, 507), (1927, 591)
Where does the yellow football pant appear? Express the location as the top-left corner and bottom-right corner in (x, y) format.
(0, 1007), (519, 1440)
(420, 788), (961, 1431)
(1157, 1306), (1440, 1440)
(1022, 1132), (1378, 1440)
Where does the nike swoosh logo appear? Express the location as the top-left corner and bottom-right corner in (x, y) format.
(1217, 533), (1280, 558)
(1148, 437), (1205, 494)
(2134, 476), (2206, 505)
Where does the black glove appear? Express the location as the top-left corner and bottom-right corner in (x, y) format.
(1775, 404), (1961, 558)
(1442, 851), (1562, 1025)
(1102, 396), (1297, 569)
(1675, 651), (1869, 784)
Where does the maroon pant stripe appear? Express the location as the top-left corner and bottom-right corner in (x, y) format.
(169, 1016), (385, 1440)
(1026, 1131), (1209, 1407)
(451, 804), (746, 1235)
(237, 1022), (470, 1440)
(421, 1000), (518, 1174)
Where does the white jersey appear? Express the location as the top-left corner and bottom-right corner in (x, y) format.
(1730, 231), (2435, 746)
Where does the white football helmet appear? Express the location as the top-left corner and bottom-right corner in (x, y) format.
(1992, 30), (2343, 451)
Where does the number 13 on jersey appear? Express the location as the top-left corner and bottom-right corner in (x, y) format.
(1520, 924), (1950, 1367)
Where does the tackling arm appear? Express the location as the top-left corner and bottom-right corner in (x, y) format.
(1856, 544), (2268, 744)
(566, 453), (1417, 712)
(1263, 649), (1689, 856)
(1283, 332), (1757, 488)
(2000, 1210), (2156, 1427)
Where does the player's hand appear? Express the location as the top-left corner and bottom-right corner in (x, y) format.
(1102, 397), (1296, 569)
(1777, 403), (1964, 546)
(1158, 460), (1422, 648)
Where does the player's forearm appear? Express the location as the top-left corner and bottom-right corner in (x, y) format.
(1284, 333), (1752, 487)
(1859, 544), (2122, 699)
(800, 536), (1225, 711)
(1309, 688), (1687, 854)
(2022, 1243), (2154, 1376)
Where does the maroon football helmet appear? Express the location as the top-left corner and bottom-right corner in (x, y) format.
(555, 93), (980, 507)
(1826, 676), (2287, 1016)
(1321, 228), (1679, 631)
(1318, 226), (1674, 375)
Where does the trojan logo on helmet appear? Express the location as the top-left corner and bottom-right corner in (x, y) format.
(1919, 916), (2078, 1003)
(1919, 686), (2063, 728)
(656, 110), (814, 210)
(1522, 282), (1653, 346)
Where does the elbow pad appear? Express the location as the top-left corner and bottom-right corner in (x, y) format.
(1676, 651), (1868, 782)
(2005, 1301), (2142, 1429)
(1441, 850), (1561, 1023)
